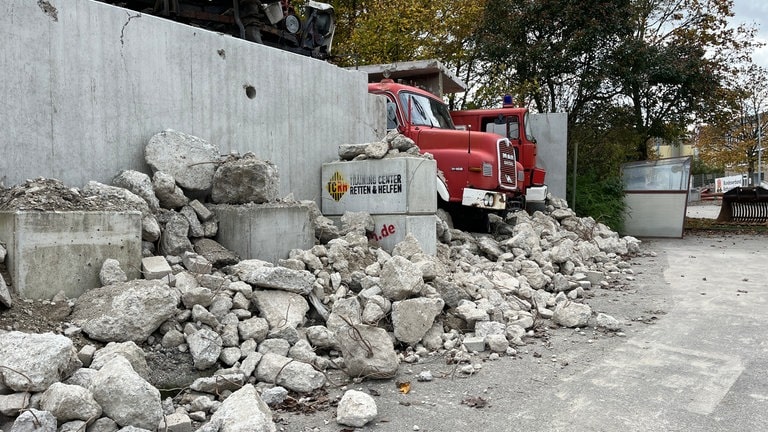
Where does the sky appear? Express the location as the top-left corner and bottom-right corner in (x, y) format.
(732, 1), (768, 68)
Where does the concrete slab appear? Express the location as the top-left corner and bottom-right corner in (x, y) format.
(0, 211), (142, 300)
(321, 158), (437, 216)
(210, 203), (314, 264)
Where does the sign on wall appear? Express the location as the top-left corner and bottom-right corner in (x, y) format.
(321, 158), (436, 216)
(714, 175), (743, 193)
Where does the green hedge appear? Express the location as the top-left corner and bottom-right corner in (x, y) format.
(568, 171), (626, 233)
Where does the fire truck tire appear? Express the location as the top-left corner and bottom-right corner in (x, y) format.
(442, 203), (490, 233)
(526, 201), (548, 214)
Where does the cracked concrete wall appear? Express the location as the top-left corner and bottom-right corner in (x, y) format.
(0, 0), (383, 204)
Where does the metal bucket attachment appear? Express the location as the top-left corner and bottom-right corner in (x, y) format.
(716, 186), (768, 223)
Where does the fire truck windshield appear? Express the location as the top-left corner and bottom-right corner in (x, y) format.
(523, 111), (536, 142)
(400, 92), (455, 129)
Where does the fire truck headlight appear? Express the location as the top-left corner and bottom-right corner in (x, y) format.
(483, 193), (495, 207)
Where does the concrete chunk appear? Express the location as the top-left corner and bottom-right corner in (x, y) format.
(141, 256), (172, 280)
(336, 390), (378, 427)
(211, 153), (280, 204)
(145, 130), (219, 194)
(462, 335), (486, 352)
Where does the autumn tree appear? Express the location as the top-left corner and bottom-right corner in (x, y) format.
(467, 0), (758, 224)
(608, 0), (757, 160)
(473, 0), (756, 157)
(329, 0), (486, 108)
(696, 65), (768, 181)
(330, 1), (484, 66)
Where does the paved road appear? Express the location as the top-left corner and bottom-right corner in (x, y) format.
(283, 234), (767, 432)
(542, 234), (768, 431)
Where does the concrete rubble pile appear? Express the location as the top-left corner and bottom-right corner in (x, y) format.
(0, 130), (643, 431)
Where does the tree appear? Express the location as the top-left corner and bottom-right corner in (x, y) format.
(468, 0), (758, 227)
(330, 1), (485, 67)
(472, 0), (633, 115)
(472, 0), (756, 156)
(696, 65), (768, 180)
(608, 0), (757, 160)
(329, 0), (486, 109)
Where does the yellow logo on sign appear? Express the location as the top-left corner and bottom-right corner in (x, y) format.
(326, 171), (349, 201)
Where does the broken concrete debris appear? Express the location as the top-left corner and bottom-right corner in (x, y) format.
(145, 129), (220, 195)
(0, 131), (641, 431)
(336, 389), (378, 427)
(0, 243), (9, 307)
(211, 152), (280, 205)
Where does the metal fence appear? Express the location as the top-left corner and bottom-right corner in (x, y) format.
(691, 173), (718, 189)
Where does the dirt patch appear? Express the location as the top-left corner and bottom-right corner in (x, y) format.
(0, 274), (97, 351)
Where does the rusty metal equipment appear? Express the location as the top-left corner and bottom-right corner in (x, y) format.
(716, 186), (768, 223)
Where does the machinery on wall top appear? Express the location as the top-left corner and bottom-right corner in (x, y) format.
(101, 0), (335, 58)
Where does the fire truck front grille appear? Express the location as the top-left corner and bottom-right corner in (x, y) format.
(497, 139), (517, 189)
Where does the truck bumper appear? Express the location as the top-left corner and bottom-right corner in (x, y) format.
(461, 188), (509, 210)
(525, 185), (548, 203)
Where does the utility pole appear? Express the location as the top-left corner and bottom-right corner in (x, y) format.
(758, 110), (763, 186)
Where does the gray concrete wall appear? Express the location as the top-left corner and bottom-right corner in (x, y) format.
(530, 113), (568, 200)
(0, 211), (142, 299)
(0, 0), (381, 204)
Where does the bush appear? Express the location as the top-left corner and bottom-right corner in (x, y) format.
(568, 171), (626, 233)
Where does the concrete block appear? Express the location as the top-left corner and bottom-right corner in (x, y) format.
(158, 411), (193, 432)
(321, 157), (437, 215)
(210, 203), (314, 264)
(331, 214), (437, 255)
(189, 200), (214, 221)
(182, 252), (212, 274)
(142, 256), (173, 280)
(462, 336), (486, 352)
(0, 211), (141, 300)
(370, 214), (436, 255)
(583, 270), (605, 286)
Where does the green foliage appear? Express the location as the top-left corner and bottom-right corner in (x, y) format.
(568, 171), (626, 233)
(691, 158), (724, 176)
(329, 0), (485, 69)
(471, 0), (757, 162)
(569, 104), (645, 173)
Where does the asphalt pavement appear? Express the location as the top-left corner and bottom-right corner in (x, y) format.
(281, 218), (767, 432)
(538, 234), (768, 431)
